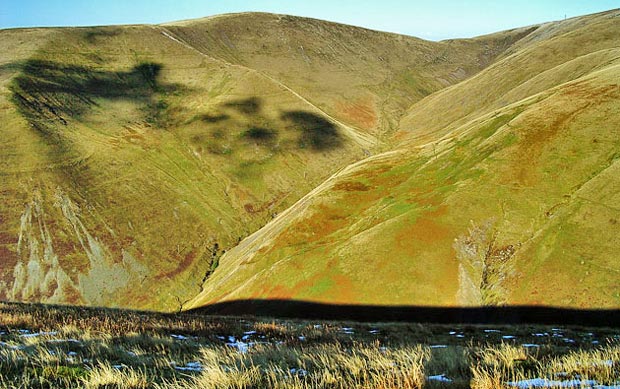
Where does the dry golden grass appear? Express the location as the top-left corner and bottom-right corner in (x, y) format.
(1, 303), (620, 388)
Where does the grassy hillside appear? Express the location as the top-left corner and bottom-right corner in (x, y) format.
(164, 12), (534, 139)
(188, 9), (620, 310)
(399, 9), (620, 144)
(2, 10), (618, 312)
(0, 13), (522, 311)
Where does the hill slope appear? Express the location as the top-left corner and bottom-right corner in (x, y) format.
(188, 9), (620, 310)
(0, 13), (526, 311)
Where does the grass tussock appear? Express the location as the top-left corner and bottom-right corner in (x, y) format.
(471, 341), (620, 388)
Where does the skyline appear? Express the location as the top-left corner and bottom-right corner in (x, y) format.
(1, 0), (618, 41)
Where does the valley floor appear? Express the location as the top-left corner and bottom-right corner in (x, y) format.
(0, 302), (619, 388)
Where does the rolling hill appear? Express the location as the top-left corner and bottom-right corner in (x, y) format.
(0, 10), (618, 312)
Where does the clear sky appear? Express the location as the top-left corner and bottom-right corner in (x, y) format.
(2, 0), (618, 41)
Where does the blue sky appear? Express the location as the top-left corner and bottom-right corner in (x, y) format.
(2, 0), (618, 40)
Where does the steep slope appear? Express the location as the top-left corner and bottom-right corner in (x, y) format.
(399, 9), (620, 144)
(188, 10), (620, 310)
(164, 12), (534, 139)
(0, 24), (370, 311)
(0, 13), (515, 311)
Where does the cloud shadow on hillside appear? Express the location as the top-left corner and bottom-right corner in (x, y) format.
(9, 59), (182, 136)
(281, 110), (342, 151)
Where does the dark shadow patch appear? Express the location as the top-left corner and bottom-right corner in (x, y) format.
(10, 59), (179, 134)
(9, 59), (181, 188)
(281, 111), (342, 150)
(223, 97), (261, 115)
(198, 113), (230, 123)
(81, 27), (122, 44)
(188, 299), (620, 326)
(242, 127), (277, 144)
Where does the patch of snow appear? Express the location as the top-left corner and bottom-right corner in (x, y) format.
(68, 351), (78, 357)
(313, 324), (322, 329)
(456, 334), (465, 338)
(0, 341), (22, 350)
(533, 333), (549, 337)
(502, 335), (517, 339)
(522, 344), (539, 348)
(484, 329), (501, 333)
(244, 330), (257, 335)
(112, 364), (126, 370)
(174, 361), (203, 372)
(369, 329), (380, 334)
(171, 334), (195, 341)
(563, 338), (576, 343)
(592, 340), (600, 345)
(427, 374), (452, 383)
(430, 345), (448, 349)
(290, 368), (308, 377)
(507, 378), (596, 388)
(226, 340), (252, 353)
(298, 336), (306, 341)
(449, 331), (457, 335)
(19, 331), (58, 338)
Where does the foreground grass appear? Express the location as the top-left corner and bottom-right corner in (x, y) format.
(0, 303), (619, 388)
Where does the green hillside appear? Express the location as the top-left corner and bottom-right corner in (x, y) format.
(1, 10), (618, 312)
(187, 9), (620, 310)
(0, 13), (526, 311)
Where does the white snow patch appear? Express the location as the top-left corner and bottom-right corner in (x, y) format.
(174, 361), (203, 372)
(226, 340), (252, 353)
(0, 341), (22, 350)
(430, 345), (448, 349)
(19, 331), (58, 338)
(507, 378), (596, 388)
(484, 329), (501, 333)
(522, 344), (539, 348)
(290, 368), (308, 377)
(502, 335), (517, 339)
(427, 374), (452, 383)
(171, 334), (196, 341)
